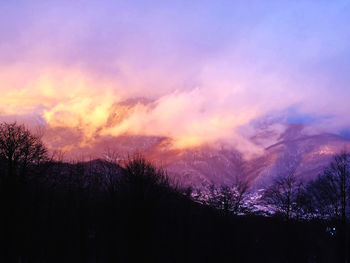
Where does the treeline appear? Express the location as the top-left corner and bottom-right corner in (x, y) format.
(0, 122), (348, 262)
(192, 153), (350, 221)
(189, 151), (350, 262)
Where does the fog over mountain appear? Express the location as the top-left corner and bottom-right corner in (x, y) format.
(118, 124), (350, 187)
(2, 1), (350, 262)
(2, 93), (350, 187)
(1, 1), (350, 187)
(131, 124), (350, 187)
(38, 106), (350, 188)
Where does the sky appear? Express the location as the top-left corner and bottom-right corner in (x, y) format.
(1, 0), (350, 155)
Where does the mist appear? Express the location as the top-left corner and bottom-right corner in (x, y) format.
(1, 0), (350, 155)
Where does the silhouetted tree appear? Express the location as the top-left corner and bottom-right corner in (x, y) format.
(99, 159), (123, 198)
(306, 151), (350, 262)
(119, 155), (171, 198)
(207, 177), (250, 215)
(262, 169), (304, 220)
(0, 122), (47, 180)
(307, 151), (350, 221)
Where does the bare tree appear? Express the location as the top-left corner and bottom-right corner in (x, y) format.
(122, 155), (170, 191)
(307, 151), (350, 221)
(306, 151), (350, 262)
(207, 177), (250, 215)
(0, 122), (48, 180)
(262, 169), (304, 220)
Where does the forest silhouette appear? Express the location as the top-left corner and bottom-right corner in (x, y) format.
(0, 122), (349, 263)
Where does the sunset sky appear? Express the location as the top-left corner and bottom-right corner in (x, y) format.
(1, 0), (350, 155)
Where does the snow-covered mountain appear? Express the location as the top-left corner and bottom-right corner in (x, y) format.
(138, 123), (350, 187)
(251, 124), (350, 187)
(41, 97), (350, 187)
(52, 123), (350, 188)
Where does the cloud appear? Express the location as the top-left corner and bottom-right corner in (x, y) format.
(1, 0), (350, 156)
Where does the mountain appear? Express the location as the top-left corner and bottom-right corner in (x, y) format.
(41, 96), (350, 187)
(138, 124), (350, 187)
(251, 124), (350, 187)
(44, 122), (350, 187)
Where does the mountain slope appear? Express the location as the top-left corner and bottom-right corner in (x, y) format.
(44, 120), (350, 187)
(140, 124), (350, 187)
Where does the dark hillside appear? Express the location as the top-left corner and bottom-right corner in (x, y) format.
(0, 157), (342, 263)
